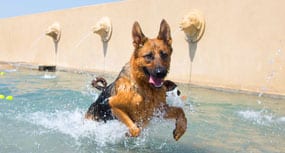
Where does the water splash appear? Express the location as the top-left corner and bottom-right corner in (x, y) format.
(237, 109), (285, 126)
(171, 28), (181, 38)
(15, 107), (181, 149)
(278, 117), (285, 122)
(16, 109), (128, 146)
(74, 32), (92, 48)
(41, 73), (57, 79)
(29, 34), (45, 51)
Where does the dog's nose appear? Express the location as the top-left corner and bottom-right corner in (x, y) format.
(154, 67), (167, 78)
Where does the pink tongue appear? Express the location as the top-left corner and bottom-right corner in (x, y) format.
(149, 76), (163, 87)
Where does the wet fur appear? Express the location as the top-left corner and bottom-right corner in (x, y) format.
(85, 20), (187, 141)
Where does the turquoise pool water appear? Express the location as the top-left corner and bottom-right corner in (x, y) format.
(0, 67), (284, 153)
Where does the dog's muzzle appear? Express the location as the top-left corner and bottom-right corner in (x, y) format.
(144, 67), (167, 88)
(153, 67), (167, 79)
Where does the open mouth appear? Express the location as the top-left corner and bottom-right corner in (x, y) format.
(143, 67), (164, 88)
(149, 75), (164, 88)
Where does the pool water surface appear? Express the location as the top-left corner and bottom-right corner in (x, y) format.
(0, 68), (284, 153)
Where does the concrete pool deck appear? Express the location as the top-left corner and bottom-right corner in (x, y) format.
(0, 0), (285, 96)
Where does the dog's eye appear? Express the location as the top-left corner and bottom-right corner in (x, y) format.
(144, 53), (154, 61)
(160, 51), (168, 59)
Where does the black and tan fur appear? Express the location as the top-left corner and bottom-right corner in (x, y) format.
(85, 19), (187, 141)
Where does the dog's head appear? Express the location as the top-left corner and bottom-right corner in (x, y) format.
(131, 19), (172, 88)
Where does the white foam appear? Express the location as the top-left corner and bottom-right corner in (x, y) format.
(237, 109), (285, 125)
(238, 110), (272, 125)
(41, 74), (57, 79)
(17, 109), (128, 146)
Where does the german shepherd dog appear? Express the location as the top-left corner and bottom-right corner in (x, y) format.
(85, 19), (187, 141)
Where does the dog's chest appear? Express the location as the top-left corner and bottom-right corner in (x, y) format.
(130, 88), (165, 123)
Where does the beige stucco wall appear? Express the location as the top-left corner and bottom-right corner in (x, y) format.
(0, 0), (284, 96)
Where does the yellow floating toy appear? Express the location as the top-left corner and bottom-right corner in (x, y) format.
(6, 95), (13, 101)
(0, 72), (5, 76)
(0, 94), (5, 99)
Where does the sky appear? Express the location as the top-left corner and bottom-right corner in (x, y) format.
(0, 0), (120, 18)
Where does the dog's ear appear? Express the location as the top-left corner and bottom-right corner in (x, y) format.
(132, 21), (147, 49)
(157, 19), (172, 46)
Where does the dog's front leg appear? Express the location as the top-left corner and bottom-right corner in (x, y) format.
(109, 96), (140, 137)
(111, 108), (140, 137)
(163, 105), (187, 141)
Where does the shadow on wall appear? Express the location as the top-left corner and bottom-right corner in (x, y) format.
(103, 41), (108, 57)
(188, 42), (197, 62)
(54, 41), (59, 55)
(187, 41), (197, 82)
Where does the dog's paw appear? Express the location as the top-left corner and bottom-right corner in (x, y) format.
(129, 126), (141, 137)
(173, 116), (187, 141)
(84, 113), (94, 120)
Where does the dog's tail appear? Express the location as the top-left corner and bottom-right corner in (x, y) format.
(91, 77), (108, 91)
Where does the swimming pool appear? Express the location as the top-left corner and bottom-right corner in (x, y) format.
(0, 67), (284, 153)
